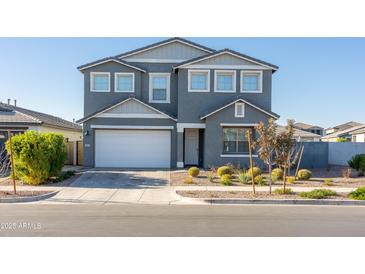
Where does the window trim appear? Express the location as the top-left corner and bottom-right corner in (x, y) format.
(235, 103), (245, 118)
(148, 73), (171, 103)
(90, 72), (111, 92)
(114, 72), (135, 93)
(240, 70), (263, 93)
(214, 70), (236, 93)
(222, 127), (252, 155)
(188, 69), (210, 92)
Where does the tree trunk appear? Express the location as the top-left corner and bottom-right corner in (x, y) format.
(268, 163), (272, 194)
(283, 166), (287, 192)
(247, 130), (255, 195)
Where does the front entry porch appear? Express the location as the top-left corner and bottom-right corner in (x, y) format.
(176, 124), (205, 168)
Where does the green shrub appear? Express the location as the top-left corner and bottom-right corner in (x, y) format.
(299, 189), (337, 199)
(248, 167), (262, 178)
(254, 175), (266, 186)
(271, 168), (283, 181)
(287, 176), (296, 184)
(6, 131), (67, 185)
(220, 174), (232, 185)
(297, 169), (312, 180)
(238, 172), (249, 184)
(348, 154), (365, 170)
(336, 137), (349, 142)
(217, 166), (233, 177)
(188, 166), (200, 177)
(273, 188), (293, 195)
(348, 186), (365, 200)
(359, 158), (365, 173)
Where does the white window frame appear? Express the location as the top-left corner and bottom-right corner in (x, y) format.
(188, 69), (210, 92)
(241, 70), (263, 93)
(149, 73), (171, 103)
(214, 70), (236, 93)
(114, 72), (135, 93)
(235, 103), (245, 118)
(90, 72), (110, 92)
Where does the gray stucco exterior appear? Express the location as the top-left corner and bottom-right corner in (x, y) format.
(77, 38), (279, 169)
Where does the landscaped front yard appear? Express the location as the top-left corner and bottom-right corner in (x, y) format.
(171, 166), (365, 188)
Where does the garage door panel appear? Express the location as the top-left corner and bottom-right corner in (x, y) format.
(95, 130), (171, 168)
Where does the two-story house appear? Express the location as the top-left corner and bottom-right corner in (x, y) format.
(77, 38), (279, 169)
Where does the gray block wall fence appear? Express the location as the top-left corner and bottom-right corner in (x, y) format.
(295, 142), (365, 169)
(328, 142), (365, 166)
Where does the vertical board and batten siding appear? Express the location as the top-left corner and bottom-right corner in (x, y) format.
(328, 142), (365, 166)
(195, 54), (259, 66)
(122, 41), (209, 61)
(106, 99), (157, 114)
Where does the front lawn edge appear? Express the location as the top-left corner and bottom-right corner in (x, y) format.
(0, 190), (59, 203)
(174, 190), (365, 206)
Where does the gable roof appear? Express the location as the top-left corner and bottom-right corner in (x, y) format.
(326, 121), (363, 131)
(173, 48), (279, 71)
(278, 125), (321, 139)
(0, 106), (41, 125)
(115, 37), (215, 59)
(294, 122), (323, 130)
(200, 97), (280, 120)
(76, 97), (177, 123)
(321, 124), (365, 140)
(350, 127), (365, 135)
(77, 57), (146, 72)
(0, 103), (82, 131)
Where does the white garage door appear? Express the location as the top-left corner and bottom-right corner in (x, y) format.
(95, 130), (171, 168)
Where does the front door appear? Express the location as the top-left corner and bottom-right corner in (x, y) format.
(185, 128), (199, 166)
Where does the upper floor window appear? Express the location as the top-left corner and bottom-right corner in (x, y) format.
(115, 73), (134, 92)
(214, 70), (236, 93)
(241, 71), (262, 93)
(90, 72), (110, 92)
(188, 70), (210, 92)
(149, 73), (170, 103)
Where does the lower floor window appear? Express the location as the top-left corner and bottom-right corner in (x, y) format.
(223, 127), (252, 154)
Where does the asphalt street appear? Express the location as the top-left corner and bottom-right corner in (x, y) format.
(1, 203), (365, 236)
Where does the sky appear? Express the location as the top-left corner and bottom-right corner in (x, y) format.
(0, 37), (364, 128)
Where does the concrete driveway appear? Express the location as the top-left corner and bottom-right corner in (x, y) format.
(44, 170), (182, 205)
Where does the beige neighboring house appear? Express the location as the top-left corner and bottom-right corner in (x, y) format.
(321, 123), (365, 142)
(324, 121), (363, 135)
(0, 102), (82, 141)
(294, 122), (324, 136)
(278, 125), (321, 142)
(0, 101), (82, 165)
(350, 127), (365, 142)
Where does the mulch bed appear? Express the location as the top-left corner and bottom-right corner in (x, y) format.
(176, 190), (349, 200)
(0, 190), (52, 198)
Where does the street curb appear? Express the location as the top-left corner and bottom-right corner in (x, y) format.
(0, 190), (59, 203)
(173, 190), (365, 206)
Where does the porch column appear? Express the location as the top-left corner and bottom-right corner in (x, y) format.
(177, 128), (184, 168)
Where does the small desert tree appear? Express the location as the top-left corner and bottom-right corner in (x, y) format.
(274, 120), (295, 192)
(254, 119), (277, 194)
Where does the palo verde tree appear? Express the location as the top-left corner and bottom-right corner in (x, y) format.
(274, 119), (295, 192)
(254, 118), (277, 194)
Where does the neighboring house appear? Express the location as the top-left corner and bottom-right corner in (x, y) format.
(321, 124), (365, 142)
(77, 37), (280, 168)
(294, 122), (324, 136)
(0, 101), (82, 143)
(278, 125), (321, 142)
(350, 127), (365, 142)
(325, 121), (362, 135)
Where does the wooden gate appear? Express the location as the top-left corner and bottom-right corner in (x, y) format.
(77, 141), (83, 166)
(65, 142), (74, 165)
